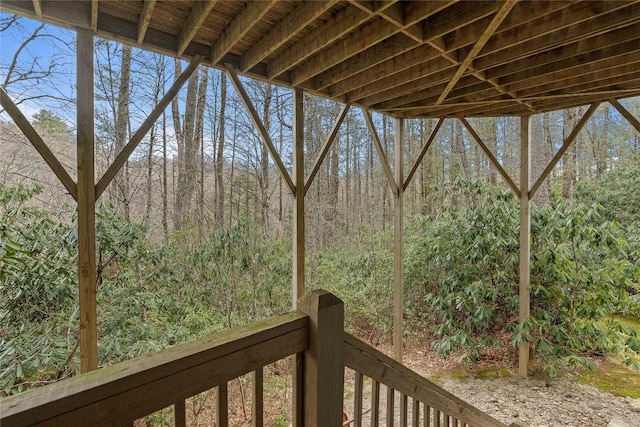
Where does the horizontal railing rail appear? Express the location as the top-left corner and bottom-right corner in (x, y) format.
(344, 333), (508, 427)
(1, 312), (308, 427)
(1, 290), (509, 427)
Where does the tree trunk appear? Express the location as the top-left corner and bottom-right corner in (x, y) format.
(114, 45), (132, 219)
(562, 108), (580, 199)
(215, 73), (227, 227)
(531, 113), (551, 206)
(260, 84), (272, 237)
(173, 64), (204, 230)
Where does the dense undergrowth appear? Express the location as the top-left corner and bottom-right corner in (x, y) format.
(1, 162), (640, 395)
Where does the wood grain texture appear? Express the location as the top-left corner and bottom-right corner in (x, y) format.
(1, 313), (308, 426)
(2, 0), (639, 118)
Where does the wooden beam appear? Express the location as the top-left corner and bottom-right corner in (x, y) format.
(177, 0), (218, 56)
(404, 118), (445, 190)
(226, 65), (295, 195)
(304, 103), (350, 195)
(76, 28), (98, 374)
(32, 0), (41, 16)
(530, 103), (600, 198)
(91, 0), (98, 31)
(315, 34), (418, 92)
(489, 24), (640, 85)
(460, 117), (520, 197)
(355, 61), (456, 106)
(610, 98), (640, 135)
(293, 89), (305, 304)
(337, 52), (448, 101)
(516, 60), (640, 98)
(422, 1), (503, 42)
(435, 0), (517, 105)
(518, 115), (531, 378)
(363, 108), (398, 194)
(267, 6), (371, 79)
(137, 0), (157, 44)
(393, 117), (404, 362)
(291, 18), (397, 86)
(0, 1), (213, 63)
(241, 0), (337, 72)
(211, 0), (275, 65)
(96, 56), (201, 199)
(477, 2), (638, 74)
(296, 0), (450, 87)
(0, 87), (77, 200)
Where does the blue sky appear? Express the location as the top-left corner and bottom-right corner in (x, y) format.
(1, 12), (78, 121)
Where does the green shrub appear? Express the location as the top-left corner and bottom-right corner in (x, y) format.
(405, 179), (640, 375)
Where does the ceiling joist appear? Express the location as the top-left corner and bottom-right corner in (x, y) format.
(1, 0), (639, 119)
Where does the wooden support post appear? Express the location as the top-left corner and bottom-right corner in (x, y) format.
(519, 115), (531, 378)
(293, 88), (305, 304)
(292, 89), (306, 427)
(76, 29), (98, 373)
(394, 117), (404, 362)
(297, 290), (345, 427)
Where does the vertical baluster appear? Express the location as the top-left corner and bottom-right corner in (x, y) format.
(253, 369), (263, 427)
(293, 353), (304, 427)
(423, 405), (431, 427)
(400, 393), (408, 426)
(217, 383), (229, 427)
(386, 387), (394, 426)
(174, 400), (186, 427)
(354, 372), (364, 427)
(411, 398), (419, 427)
(444, 413), (450, 427)
(435, 409), (441, 427)
(371, 380), (380, 427)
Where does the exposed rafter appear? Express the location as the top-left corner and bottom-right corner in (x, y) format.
(137, 0), (157, 44)
(241, 0), (338, 72)
(91, 0), (98, 31)
(1, 0), (639, 118)
(435, 1), (518, 105)
(211, 0), (276, 64)
(267, 5), (371, 79)
(177, 0), (218, 56)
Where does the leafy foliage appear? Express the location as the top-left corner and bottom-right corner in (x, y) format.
(405, 179), (640, 375)
(574, 158), (640, 229)
(0, 185), (292, 395)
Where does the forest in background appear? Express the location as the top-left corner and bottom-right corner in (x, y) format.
(1, 15), (640, 398)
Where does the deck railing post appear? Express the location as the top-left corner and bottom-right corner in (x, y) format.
(297, 290), (345, 426)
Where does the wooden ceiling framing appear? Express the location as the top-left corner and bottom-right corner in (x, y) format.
(3, 0), (640, 118)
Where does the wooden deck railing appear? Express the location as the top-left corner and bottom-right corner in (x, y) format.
(343, 333), (508, 427)
(1, 290), (506, 427)
(0, 312), (309, 427)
